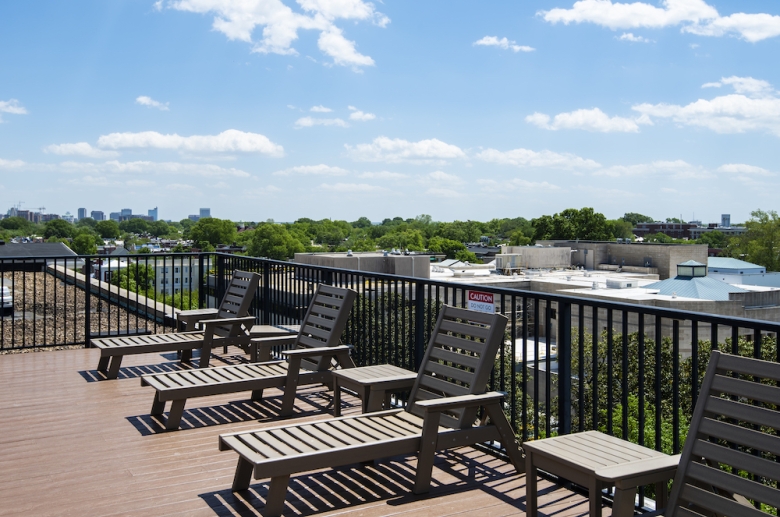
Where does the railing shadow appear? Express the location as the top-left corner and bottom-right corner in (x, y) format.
(126, 390), (349, 436)
(198, 448), (530, 516)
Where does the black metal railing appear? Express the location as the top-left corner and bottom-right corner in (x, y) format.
(3, 253), (780, 476)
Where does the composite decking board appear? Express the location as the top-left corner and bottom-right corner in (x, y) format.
(0, 348), (591, 517)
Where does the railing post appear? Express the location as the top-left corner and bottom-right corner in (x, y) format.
(84, 257), (92, 347)
(198, 253), (205, 309)
(414, 282), (425, 370)
(262, 260), (271, 325)
(216, 254), (225, 305)
(557, 301), (572, 435)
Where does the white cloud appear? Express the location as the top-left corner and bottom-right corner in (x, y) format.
(717, 163), (773, 176)
(0, 158), (26, 169)
(617, 32), (653, 42)
(478, 178), (561, 192)
(476, 147), (601, 169)
(58, 160), (252, 178)
(632, 76), (780, 136)
(425, 170), (463, 184)
(540, 0), (780, 42)
(310, 105), (332, 112)
(594, 159), (710, 179)
(165, 0), (387, 68)
(294, 116), (349, 128)
(357, 171), (408, 180)
(701, 81), (721, 88)
(44, 142), (120, 159)
(320, 182), (382, 192)
(273, 164), (349, 176)
(425, 187), (463, 198)
(96, 129), (284, 156)
(0, 99), (27, 122)
(346, 136), (466, 163)
(526, 108), (649, 132)
(349, 110), (375, 121)
(473, 36), (535, 52)
(136, 95), (170, 111)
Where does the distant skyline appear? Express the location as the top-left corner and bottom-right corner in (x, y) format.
(2, 1), (780, 223)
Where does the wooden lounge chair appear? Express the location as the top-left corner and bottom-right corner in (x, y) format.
(92, 270), (260, 379)
(665, 350), (780, 517)
(140, 284), (357, 430)
(218, 305), (523, 517)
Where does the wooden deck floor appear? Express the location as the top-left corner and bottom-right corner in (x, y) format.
(0, 348), (598, 517)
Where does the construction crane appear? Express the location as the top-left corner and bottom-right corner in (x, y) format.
(37, 207), (46, 214)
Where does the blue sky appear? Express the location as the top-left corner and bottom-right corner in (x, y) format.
(2, 0), (780, 224)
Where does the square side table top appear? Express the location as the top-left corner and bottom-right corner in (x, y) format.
(333, 364), (417, 389)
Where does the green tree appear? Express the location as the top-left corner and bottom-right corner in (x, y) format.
(455, 249), (479, 263)
(377, 229), (425, 251)
(696, 230), (727, 249)
(607, 219), (634, 240)
(0, 216), (32, 231)
(666, 217), (684, 223)
(119, 218), (150, 234)
(532, 208), (611, 241)
(148, 220), (171, 237)
(44, 219), (74, 239)
(189, 218), (236, 247)
(621, 212), (654, 226)
(75, 217), (97, 228)
(95, 220), (120, 239)
(739, 209), (780, 271)
(110, 264), (155, 292)
(351, 216), (372, 229)
(427, 236), (466, 259)
(247, 223), (305, 260)
(509, 230), (532, 246)
(71, 234), (98, 255)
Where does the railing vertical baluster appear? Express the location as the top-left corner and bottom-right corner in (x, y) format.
(414, 282), (425, 370)
(607, 309), (614, 434)
(557, 301), (572, 436)
(577, 304), (584, 432)
(521, 295), (528, 441)
(592, 306), (599, 431)
(691, 320), (699, 414)
(533, 297), (539, 440)
(621, 311), (629, 440)
(84, 258), (91, 346)
(655, 315), (662, 452)
(672, 319), (680, 454)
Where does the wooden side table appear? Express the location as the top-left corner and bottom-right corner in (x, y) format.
(332, 364), (417, 416)
(523, 430), (680, 517)
(248, 325), (301, 362)
(176, 308), (219, 331)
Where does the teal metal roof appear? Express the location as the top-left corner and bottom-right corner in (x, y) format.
(707, 257), (764, 270)
(644, 276), (748, 301)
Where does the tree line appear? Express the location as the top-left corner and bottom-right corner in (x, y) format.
(3, 208), (780, 271)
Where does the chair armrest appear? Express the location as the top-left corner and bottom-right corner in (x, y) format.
(281, 345), (352, 358)
(200, 316), (256, 327)
(416, 392), (505, 412)
(177, 308), (219, 320)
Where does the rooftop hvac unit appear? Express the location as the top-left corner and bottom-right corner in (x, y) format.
(606, 278), (635, 289)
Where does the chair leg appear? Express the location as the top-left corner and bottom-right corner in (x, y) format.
(525, 452), (538, 517)
(588, 478), (604, 517)
(232, 457), (255, 491)
(251, 389), (264, 401)
(97, 356), (110, 373)
(485, 403), (524, 472)
(280, 359), (301, 417)
(655, 480), (668, 510)
(199, 344), (212, 368)
(106, 356), (123, 379)
(264, 474), (291, 517)
(165, 399), (187, 430)
(180, 349), (192, 363)
(611, 487), (637, 517)
(150, 392), (166, 415)
(413, 412), (441, 494)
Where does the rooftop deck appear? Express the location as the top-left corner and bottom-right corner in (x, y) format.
(0, 348), (597, 517)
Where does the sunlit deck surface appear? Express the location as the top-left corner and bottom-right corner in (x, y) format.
(0, 348), (598, 517)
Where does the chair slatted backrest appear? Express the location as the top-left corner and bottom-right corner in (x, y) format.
(666, 350), (780, 517)
(407, 305), (508, 430)
(293, 284), (358, 371)
(212, 271), (260, 338)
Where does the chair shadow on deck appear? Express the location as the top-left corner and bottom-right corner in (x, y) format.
(199, 448), (534, 517)
(125, 390), (350, 436)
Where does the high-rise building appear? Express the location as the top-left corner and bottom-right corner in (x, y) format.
(120, 208), (132, 217)
(77, 208), (87, 220)
(721, 214), (731, 228)
(148, 207), (158, 222)
(199, 208), (211, 219)
(188, 214), (200, 222)
(109, 212), (121, 221)
(91, 210), (105, 221)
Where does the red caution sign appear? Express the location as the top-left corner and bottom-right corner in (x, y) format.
(467, 290), (495, 314)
